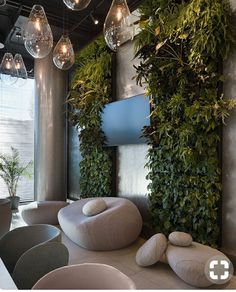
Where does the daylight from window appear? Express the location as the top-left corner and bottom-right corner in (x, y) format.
(0, 77), (35, 201)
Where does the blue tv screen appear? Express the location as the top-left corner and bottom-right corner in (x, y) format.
(101, 94), (150, 146)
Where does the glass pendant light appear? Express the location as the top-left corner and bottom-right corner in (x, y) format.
(53, 35), (75, 70)
(0, 53), (18, 85)
(14, 54), (28, 87)
(104, 0), (134, 51)
(63, 0), (91, 11)
(0, 0), (6, 7)
(24, 5), (53, 59)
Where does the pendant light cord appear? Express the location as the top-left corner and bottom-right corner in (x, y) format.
(65, 7), (69, 36)
(63, 7), (65, 36)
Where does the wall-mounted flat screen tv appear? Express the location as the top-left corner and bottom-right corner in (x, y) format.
(101, 94), (150, 146)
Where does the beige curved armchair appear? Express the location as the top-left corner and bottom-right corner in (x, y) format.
(33, 263), (136, 290)
(0, 224), (69, 289)
(0, 199), (12, 238)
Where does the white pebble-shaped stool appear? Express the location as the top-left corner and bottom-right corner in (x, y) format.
(22, 201), (69, 225)
(166, 242), (231, 288)
(58, 197), (142, 250)
(32, 263), (136, 290)
(136, 233), (167, 267)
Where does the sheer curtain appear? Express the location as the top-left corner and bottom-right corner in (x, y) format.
(0, 77), (35, 202)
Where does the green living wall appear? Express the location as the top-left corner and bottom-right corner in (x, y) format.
(68, 36), (114, 198)
(135, 0), (235, 246)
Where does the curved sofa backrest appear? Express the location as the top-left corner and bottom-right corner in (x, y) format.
(13, 242), (69, 289)
(32, 263), (136, 290)
(0, 224), (61, 274)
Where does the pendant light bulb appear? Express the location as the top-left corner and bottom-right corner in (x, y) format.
(14, 54), (28, 87)
(63, 0), (91, 11)
(14, 54), (28, 79)
(0, 53), (18, 85)
(53, 35), (75, 70)
(24, 5), (53, 59)
(104, 0), (134, 51)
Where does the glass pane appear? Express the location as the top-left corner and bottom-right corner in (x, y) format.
(0, 77), (35, 202)
(67, 124), (81, 200)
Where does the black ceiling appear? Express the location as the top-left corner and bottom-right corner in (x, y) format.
(0, 0), (143, 69)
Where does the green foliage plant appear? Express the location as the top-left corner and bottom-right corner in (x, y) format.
(135, 0), (235, 246)
(67, 36), (114, 198)
(0, 147), (33, 197)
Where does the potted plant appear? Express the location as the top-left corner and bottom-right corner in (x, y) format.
(0, 147), (33, 211)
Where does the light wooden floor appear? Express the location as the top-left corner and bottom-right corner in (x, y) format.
(11, 206), (236, 290)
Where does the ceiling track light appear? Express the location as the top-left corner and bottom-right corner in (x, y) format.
(68, 0), (106, 34)
(90, 13), (99, 25)
(15, 31), (22, 38)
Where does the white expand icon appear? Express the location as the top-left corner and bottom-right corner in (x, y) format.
(209, 260), (230, 281)
(205, 256), (234, 284)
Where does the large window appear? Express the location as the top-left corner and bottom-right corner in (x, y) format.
(0, 78), (35, 202)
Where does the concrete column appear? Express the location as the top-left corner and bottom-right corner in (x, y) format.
(222, 1), (236, 260)
(34, 51), (67, 201)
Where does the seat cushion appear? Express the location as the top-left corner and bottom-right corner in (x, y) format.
(168, 231), (193, 247)
(58, 197), (142, 251)
(136, 233), (167, 266)
(82, 198), (107, 216)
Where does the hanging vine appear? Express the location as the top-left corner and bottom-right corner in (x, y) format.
(135, 0), (235, 246)
(68, 36), (114, 198)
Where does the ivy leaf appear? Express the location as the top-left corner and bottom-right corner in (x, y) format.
(179, 33), (189, 40)
(155, 26), (161, 36)
(156, 39), (167, 51)
(67, 36), (114, 199)
(134, 0), (234, 247)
